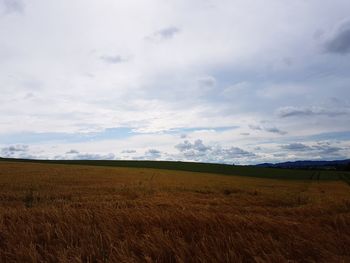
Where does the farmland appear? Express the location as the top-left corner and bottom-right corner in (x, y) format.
(0, 160), (349, 262)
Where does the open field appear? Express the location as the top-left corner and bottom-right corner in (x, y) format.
(1, 158), (346, 180)
(0, 161), (350, 262)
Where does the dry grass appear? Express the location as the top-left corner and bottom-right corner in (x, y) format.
(0, 161), (349, 262)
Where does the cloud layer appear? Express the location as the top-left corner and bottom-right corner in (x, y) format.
(0, 0), (350, 163)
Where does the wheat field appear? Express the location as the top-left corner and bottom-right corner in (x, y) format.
(0, 161), (349, 262)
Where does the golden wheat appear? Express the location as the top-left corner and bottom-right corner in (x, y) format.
(0, 161), (349, 262)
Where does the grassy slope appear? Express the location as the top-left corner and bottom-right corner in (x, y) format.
(0, 157), (347, 180)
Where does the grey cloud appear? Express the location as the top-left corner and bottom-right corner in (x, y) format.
(175, 139), (211, 152)
(217, 147), (255, 158)
(312, 142), (343, 155)
(277, 106), (349, 118)
(282, 57), (292, 67)
(197, 76), (216, 88)
(248, 125), (262, 131)
(265, 127), (287, 135)
(2, 145), (28, 152)
(156, 27), (179, 39)
(175, 140), (192, 152)
(182, 149), (207, 159)
(57, 152), (115, 160)
(193, 139), (211, 152)
(75, 153), (115, 160)
(273, 153), (287, 157)
(100, 55), (128, 64)
(325, 21), (350, 54)
(249, 124), (287, 135)
(1, 0), (23, 14)
(277, 107), (313, 117)
(280, 142), (347, 158)
(281, 143), (312, 151)
(1, 144), (30, 158)
(313, 29), (324, 40)
(121, 149), (136, 154)
(24, 92), (35, 100)
(146, 149), (161, 154)
(144, 149), (161, 159)
(147, 26), (180, 42)
(66, 149), (79, 154)
(195, 76), (217, 98)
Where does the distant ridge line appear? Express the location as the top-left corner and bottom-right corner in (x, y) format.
(256, 159), (350, 170)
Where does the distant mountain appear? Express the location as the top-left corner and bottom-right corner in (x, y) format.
(256, 159), (350, 170)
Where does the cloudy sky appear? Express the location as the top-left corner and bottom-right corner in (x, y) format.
(1, 0), (350, 164)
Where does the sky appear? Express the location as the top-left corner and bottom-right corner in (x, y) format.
(1, 0), (350, 164)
